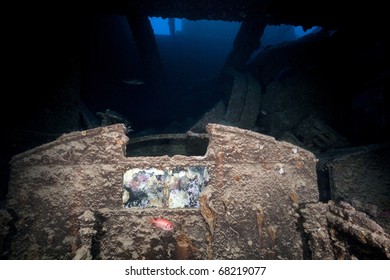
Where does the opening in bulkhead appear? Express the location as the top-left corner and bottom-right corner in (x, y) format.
(125, 133), (209, 157)
(122, 166), (209, 209)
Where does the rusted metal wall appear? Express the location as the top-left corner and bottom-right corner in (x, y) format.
(326, 145), (390, 234)
(5, 124), (319, 259)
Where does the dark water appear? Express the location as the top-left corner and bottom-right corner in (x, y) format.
(1, 13), (389, 204)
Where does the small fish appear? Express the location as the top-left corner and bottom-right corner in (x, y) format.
(123, 79), (145, 85)
(149, 217), (174, 231)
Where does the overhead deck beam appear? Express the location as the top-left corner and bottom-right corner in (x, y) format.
(91, 0), (386, 29)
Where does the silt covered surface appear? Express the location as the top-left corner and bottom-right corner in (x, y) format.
(4, 123), (321, 259)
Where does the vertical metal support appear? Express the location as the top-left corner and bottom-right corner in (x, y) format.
(222, 18), (267, 73)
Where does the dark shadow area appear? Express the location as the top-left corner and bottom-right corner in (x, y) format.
(126, 134), (209, 157)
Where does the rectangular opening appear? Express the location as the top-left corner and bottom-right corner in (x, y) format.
(126, 133), (209, 157)
(122, 166), (209, 209)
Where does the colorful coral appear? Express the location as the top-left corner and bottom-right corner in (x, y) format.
(122, 166), (209, 209)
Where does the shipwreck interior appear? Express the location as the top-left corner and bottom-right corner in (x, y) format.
(1, 1), (389, 259)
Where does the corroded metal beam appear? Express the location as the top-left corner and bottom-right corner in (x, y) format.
(91, 0), (386, 29)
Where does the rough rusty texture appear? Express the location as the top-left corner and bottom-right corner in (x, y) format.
(301, 201), (390, 260)
(324, 144), (390, 234)
(300, 202), (335, 259)
(94, 209), (208, 260)
(326, 201), (390, 259)
(224, 71), (262, 130)
(5, 125), (130, 259)
(205, 124), (318, 259)
(4, 123), (319, 259)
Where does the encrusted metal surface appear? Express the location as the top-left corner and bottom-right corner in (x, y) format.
(4, 123), (320, 259)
